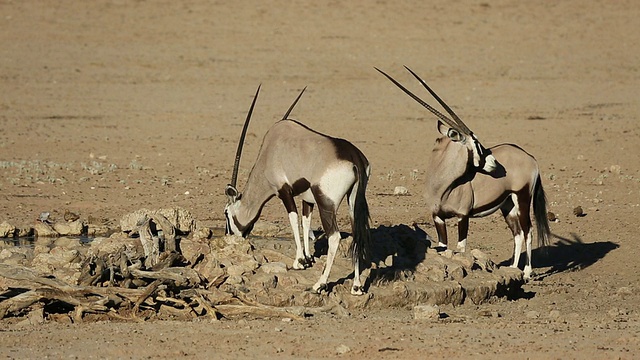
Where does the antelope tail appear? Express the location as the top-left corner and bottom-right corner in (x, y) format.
(533, 175), (551, 249)
(349, 161), (372, 268)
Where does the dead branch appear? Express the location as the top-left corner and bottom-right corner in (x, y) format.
(128, 267), (202, 288)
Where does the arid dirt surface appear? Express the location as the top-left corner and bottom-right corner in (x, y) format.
(1, 1), (640, 359)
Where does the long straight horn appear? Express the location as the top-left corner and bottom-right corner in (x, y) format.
(282, 86), (307, 120)
(230, 84), (261, 188)
(375, 67), (461, 131)
(403, 66), (472, 135)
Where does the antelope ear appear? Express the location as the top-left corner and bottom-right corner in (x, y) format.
(225, 185), (239, 202)
(437, 120), (449, 136)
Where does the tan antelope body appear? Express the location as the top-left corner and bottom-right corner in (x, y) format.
(224, 86), (372, 295)
(378, 67), (551, 279)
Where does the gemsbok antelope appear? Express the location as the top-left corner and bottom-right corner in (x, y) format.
(377, 66), (551, 279)
(224, 85), (372, 295)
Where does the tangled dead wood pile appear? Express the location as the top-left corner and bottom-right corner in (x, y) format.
(0, 208), (337, 323)
(0, 208), (525, 324)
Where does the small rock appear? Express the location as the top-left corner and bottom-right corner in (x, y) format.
(336, 344), (351, 355)
(192, 226), (212, 240)
(0, 222), (16, 238)
(525, 310), (540, 319)
(478, 309), (501, 318)
(52, 220), (84, 236)
(616, 286), (633, 296)
(470, 249), (495, 272)
(441, 249), (454, 259)
(414, 304), (440, 321)
(393, 186), (408, 195)
(260, 262), (288, 274)
(34, 222), (58, 237)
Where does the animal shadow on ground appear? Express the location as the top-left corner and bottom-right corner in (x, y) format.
(313, 224), (432, 291)
(499, 232), (620, 280)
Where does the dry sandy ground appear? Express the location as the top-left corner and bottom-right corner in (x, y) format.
(1, 0), (639, 358)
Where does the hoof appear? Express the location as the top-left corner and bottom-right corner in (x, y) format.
(292, 259), (306, 270)
(312, 282), (328, 294)
(305, 256), (315, 265)
(350, 285), (365, 296)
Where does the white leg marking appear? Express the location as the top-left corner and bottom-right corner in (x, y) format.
(511, 230), (525, 270)
(456, 239), (467, 253)
(351, 257), (364, 296)
(288, 212), (305, 270)
(524, 228), (533, 280)
(508, 194), (523, 269)
(456, 218), (467, 252)
(302, 212), (312, 259)
(313, 232), (341, 293)
(434, 217), (447, 248)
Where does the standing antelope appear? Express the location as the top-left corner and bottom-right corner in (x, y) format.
(224, 85), (372, 295)
(377, 67), (551, 279)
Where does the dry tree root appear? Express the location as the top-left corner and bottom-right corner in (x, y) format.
(0, 261), (331, 322)
(0, 211), (354, 323)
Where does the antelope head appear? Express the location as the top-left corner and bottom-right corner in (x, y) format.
(376, 66), (497, 174)
(224, 85), (307, 236)
(224, 85), (261, 236)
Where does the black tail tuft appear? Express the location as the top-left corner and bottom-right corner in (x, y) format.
(349, 164), (372, 269)
(533, 175), (551, 250)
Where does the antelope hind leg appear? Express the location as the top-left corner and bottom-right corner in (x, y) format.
(312, 231), (341, 293)
(301, 201), (315, 266)
(351, 258), (365, 296)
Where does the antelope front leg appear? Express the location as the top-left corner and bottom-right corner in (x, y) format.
(279, 186), (308, 270)
(312, 231), (341, 293)
(287, 212), (308, 270)
(434, 215), (448, 249)
(457, 217), (469, 252)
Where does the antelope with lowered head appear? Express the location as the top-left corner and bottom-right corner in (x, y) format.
(377, 67), (551, 280)
(224, 86), (372, 295)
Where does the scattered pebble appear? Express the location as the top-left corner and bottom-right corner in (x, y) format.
(414, 304), (440, 321)
(336, 344), (351, 355)
(525, 310), (540, 319)
(393, 186), (408, 195)
(478, 309), (501, 318)
(616, 287), (633, 296)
